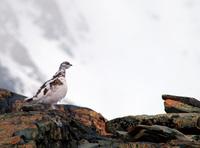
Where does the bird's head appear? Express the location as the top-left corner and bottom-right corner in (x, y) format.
(59, 61), (72, 70)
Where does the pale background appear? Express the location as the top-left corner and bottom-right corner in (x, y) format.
(0, 0), (200, 119)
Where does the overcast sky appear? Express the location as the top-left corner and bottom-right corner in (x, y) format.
(1, 0), (200, 119)
(73, 0), (200, 118)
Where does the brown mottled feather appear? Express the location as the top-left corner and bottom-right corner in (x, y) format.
(50, 79), (63, 88)
(43, 88), (48, 95)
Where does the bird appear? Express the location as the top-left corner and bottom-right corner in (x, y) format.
(25, 61), (72, 108)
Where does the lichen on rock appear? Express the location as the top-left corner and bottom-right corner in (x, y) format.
(1, 88), (200, 147)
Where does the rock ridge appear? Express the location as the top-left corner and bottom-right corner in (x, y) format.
(1, 88), (200, 147)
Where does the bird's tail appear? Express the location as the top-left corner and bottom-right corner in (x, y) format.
(24, 97), (34, 102)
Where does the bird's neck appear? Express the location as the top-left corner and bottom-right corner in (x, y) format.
(53, 68), (66, 78)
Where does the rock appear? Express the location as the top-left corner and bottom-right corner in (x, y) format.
(106, 114), (200, 147)
(106, 113), (200, 135)
(0, 107), (110, 147)
(1, 89), (200, 147)
(56, 105), (110, 136)
(21, 103), (110, 137)
(0, 88), (26, 113)
(162, 94), (200, 113)
(79, 141), (172, 148)
(127, 125), (191, 142)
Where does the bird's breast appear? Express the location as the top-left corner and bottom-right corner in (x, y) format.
(38, 77), (67, 104)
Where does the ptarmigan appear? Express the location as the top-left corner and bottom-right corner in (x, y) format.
(25, 61), (72, 108)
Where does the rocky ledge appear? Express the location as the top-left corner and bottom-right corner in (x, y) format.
(1, 89), (200, 147)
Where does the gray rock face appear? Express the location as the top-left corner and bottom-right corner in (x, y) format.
(127, 125), (191, 143)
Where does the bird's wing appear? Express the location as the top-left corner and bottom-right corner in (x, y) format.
(34, 77), (64, 99)
(34, 79), (51, 97)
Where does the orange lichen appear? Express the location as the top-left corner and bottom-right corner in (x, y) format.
(164, 99), (183, 108)
(0, 112), (43, 145)
(0, 89), (11, 98)
(10, 136), (21, 145)
(12, 99), (24, 112)
(19, 144), (37, 148)
(67, 108), (109, 136)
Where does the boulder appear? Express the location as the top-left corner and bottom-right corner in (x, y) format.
(0, 88), (25, 113)
(106, 113), (200, 135)
(127, 125), (191, 142)
(0, 104), (111, 147)
(162, 94), (200, 113)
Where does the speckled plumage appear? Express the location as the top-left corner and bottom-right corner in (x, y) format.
(25, 61), (72, 106)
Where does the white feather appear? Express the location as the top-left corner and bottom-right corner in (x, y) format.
(26, 61), (71, 106)
(37, 77), (67, 104)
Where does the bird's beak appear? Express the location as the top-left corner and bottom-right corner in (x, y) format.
(70, 63), (72, 66)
